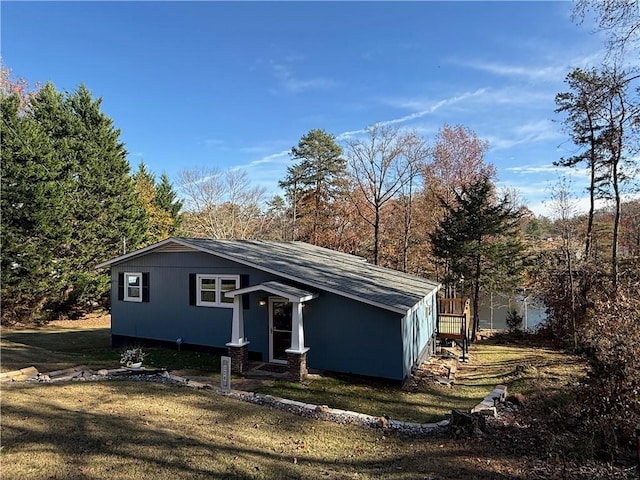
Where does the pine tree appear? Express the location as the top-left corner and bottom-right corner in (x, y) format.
(154, 172), (183, 234)
(430, 176), (527, 338)
(279, 129), (346, 245)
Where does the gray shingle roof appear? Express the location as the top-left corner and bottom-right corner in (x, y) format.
(97, 237), (440, 314)
(178, 238), (440, 314)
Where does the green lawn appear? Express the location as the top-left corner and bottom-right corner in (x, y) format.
(2, 324), (620, 479)
(1, 380), (520, 480)
(2, 324), (585, 425)
(257, 340), (585, 423)
(1, 326), (221, 378)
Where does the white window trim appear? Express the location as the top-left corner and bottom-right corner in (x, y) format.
(124, 272), (143, 303)
(196, 274), (239, 308)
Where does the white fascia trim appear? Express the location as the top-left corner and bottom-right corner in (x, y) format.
(226, 341), (250, 347)
(225, 285), (318, 303)
(285, 347), (310, 355)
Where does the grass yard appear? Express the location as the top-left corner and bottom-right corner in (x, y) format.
(0, 380), (551, 480)
(256, 339), (586, 424)
(1, 318), (221, 379)
(5, 316), (630, 479)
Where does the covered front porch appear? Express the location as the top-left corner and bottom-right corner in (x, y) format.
(224, 280), (319, 381)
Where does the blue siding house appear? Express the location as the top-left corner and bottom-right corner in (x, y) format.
(97, 237), (441, 382)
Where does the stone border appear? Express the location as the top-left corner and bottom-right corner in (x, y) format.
(470, 384), (508, 417)
(0, 366), (39, 382)
(163, 372), (449, 437)
(6, 365), (508, 437)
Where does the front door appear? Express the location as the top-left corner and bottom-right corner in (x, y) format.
(269, 297), (292, 363)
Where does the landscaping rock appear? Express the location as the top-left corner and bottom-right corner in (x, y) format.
(10, 363), (451, 438)
(0, 366), (39, 382)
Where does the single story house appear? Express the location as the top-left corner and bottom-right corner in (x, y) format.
(97, 237), (441, 382)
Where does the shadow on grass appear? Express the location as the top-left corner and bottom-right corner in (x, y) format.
(1, 328), (221, 375)
(2, 381), (534, 480)
(256, 338), (586, 424)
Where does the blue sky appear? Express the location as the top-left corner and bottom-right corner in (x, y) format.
(2, 1), (608, 216)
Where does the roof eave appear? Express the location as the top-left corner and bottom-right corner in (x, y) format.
(94, 237), (192, 269)
(98, 237), (439, 314)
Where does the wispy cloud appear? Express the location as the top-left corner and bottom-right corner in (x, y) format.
(506, 163), (589, 178)
(203, 138), (224, 146)
(338, 89), (488, 140)
(486, 119), (564, 150)
(269, 60), (337, 93)
(452, 50), (606, 84)
(459, 60), (567, 82)
(243, 149), (290, 169)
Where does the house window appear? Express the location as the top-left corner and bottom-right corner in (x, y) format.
(124, 272), (143, 302)
(196, 275), (239, 307)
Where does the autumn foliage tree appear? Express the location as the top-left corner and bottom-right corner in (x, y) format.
(133, 162), (183, 246)
(346, 124), (417, 265)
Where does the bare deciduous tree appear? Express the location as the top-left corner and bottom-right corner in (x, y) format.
(346, 124), (415, 265)
(178, 168), (266, 239)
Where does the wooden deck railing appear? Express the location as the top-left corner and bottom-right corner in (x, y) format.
(437, 298), (471, 340)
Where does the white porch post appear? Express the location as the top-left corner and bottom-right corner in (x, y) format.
(287, 301), (308, 353)
(286, 301), (308, 381)
(227, 295), (248, 346)
(226, 294), (249, 374)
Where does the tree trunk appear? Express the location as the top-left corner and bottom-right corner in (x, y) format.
(611, 150), (621, 295)
(566, 246), (578, 352)
(585, 160), (595, 261)
(472, 249), (481, 340)
(373, 206), (380, 265)
(402, 185), (412, 273)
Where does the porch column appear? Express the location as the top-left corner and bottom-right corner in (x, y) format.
(226, 295), (249, 373)
(286, 301), (309, 381)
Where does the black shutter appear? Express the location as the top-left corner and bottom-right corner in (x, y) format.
(142, 272), (150, 303)
(189, 273), (196, 306)
(240, 274), (250, 310)
(117, 272), (124, 301)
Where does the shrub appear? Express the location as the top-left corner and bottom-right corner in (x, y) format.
(506, 308), (523, 332)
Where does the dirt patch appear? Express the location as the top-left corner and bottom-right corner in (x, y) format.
(48, 312), (111, 329)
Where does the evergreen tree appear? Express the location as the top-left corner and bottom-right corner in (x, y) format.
(133, 162), (178, 245)
(60, 84), (146, 307)
(0, 92), (73, 322)
(279, 129), (346, 245)
(2, 82), (147, 322)
(430, 176), (527, 338)
(154, 172), (183, 234)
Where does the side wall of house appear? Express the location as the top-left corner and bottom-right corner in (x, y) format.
(401, 290), (439, 379)
(302, 292), (404, 381)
